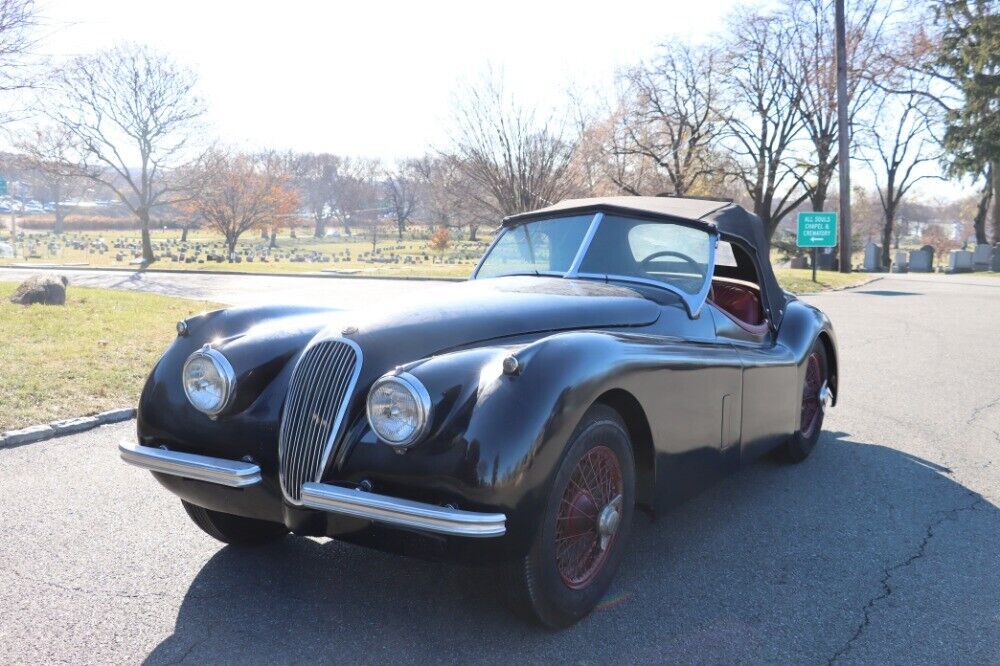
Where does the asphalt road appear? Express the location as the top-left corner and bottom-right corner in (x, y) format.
(0, 272), (998, 664)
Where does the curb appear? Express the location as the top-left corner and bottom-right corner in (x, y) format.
(0, 263), (466, 282)
(795, 275), (883, 296)
(0, 408), (135, 449)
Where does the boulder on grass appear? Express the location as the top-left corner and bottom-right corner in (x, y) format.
(9, 275), (69, 305)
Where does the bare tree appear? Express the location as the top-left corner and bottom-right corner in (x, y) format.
(189, 150), (297, 255)
(292, 152), (340, 238)
(384, 161), (417, 240)
(15, 126), (84, 234)
(413, 154), (491, 241)
(0, 0), (37, 122)
(613, 44), (723, 196)
(328, 157), (380, 237)
(41, 43), (206, 263)
(785, 0), (888, 212)
(864, 84), (942, 267)
(450, 71), (577, 219)
(719, 10), (812, 239)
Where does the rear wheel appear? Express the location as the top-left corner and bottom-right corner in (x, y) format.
(182, 501), (288, 546)
(779, 342), (828, 463)
(504, 405), (635, 628)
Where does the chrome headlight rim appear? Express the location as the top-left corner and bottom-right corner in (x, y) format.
(182, 345), (236, 417)
(366, 371), (432, 449)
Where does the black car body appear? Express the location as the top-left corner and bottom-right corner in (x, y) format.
(122, 196), (838, 626)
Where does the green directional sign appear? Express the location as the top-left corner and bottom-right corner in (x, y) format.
(797, 211), (838, 247)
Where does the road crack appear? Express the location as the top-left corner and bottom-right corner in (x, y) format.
(827, 496), (985, 664)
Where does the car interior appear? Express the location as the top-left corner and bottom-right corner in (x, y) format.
(707, 239), (768, 333)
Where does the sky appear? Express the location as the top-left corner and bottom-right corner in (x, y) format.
(26, 0), (967, 200)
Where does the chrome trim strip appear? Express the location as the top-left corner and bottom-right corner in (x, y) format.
(565, 212), (603, 276)
(119, 442), (261, 488)
(300, 482), (507, 538)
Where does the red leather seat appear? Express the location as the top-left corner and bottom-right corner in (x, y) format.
(711, 282), (764, 326)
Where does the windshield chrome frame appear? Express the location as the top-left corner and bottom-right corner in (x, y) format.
(472, 212), (718, 318)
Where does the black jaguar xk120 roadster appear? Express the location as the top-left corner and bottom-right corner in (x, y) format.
(121, 196), (837, 627)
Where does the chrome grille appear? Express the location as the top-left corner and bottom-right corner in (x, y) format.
(279, 339), (361, 503)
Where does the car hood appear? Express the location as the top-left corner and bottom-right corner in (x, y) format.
(317, 276), (659, 362)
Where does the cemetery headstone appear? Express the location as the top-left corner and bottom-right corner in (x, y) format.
(863, 242), (883, 272)
(946, 249), (973, 273)
(973, 244), (992, 271)
(908, 245), (934, 272)
(891, 250), (908, 273)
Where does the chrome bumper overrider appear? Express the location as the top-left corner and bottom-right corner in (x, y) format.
(119, 442), (262, 488)
(119, 442), (507, 538)
(300, 482), (507, 538)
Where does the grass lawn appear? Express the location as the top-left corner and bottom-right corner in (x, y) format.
(775, 268), (875, 294)
(0, 227), (484, 279)
(0, 282), (221, 432)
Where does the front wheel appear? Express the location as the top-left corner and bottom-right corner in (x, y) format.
(779, 342), (829, 463)
(504, 405), (636, 628)
(182, 501), (288, 546)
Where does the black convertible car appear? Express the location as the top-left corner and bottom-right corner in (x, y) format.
(121, 196), (837, 627)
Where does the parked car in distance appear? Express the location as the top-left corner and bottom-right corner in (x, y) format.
(121, 196), (838, 627)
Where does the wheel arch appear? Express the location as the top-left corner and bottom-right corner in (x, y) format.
(593, 388), (655, 509)
(816, 331), (838, 406)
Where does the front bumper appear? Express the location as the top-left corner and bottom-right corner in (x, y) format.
(119, 442), (506, 538)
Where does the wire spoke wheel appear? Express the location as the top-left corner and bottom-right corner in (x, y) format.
(800, 351), (823, 438)
(555, 445), (623, 589)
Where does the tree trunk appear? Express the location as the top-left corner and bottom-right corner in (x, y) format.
(314, 217), (326, 238)
(881, 205), (895, 269)
(53, 183), (64, 235)
(181, 225), (189, 243)
(227, 236), (238, 257)
(972, 171), (991, 245)
(269, 228), (278, 249)
(397, 219), (404, 240)
(993, 160), (1000, 245)
(139, 208), (154, 264)
(468, 224), (478, 242)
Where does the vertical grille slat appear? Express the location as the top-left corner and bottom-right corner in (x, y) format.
(278, 339), (362, 503)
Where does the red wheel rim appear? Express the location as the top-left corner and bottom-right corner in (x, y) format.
(555, 445), (623, 590)
(800, 351), (823, 438)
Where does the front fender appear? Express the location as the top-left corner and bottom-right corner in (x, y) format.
(335, 330), (646, 558)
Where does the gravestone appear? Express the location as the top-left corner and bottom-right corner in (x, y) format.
(909, 245), (934, 272)
(973, 244), (993, 271)
(991, 246), (1000, 273)
(946, 250), (973, 273)
(816, 247), (837, 270)
(863, 242), (883, 272)
(891, 250), (908, 273)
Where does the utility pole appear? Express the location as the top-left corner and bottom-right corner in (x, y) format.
(835, 0), (852, 273)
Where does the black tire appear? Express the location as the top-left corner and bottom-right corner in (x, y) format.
(181, 500), (288, 546)
(504, 404), (636, 628)
(779, 342), (828, 463)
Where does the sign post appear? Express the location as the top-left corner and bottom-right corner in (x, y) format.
(797, 211), (839, 282)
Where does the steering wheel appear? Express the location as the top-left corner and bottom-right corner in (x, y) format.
(640, 250), (701, 275)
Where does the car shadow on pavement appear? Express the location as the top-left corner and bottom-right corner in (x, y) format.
(144, 432), (998, 664)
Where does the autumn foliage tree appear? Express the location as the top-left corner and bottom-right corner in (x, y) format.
(190, 150), (298, 255)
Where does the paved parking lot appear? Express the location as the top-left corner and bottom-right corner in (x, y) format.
(0, 272), (997, 664)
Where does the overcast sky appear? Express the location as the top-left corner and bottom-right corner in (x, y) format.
(28, 0), (967, 199)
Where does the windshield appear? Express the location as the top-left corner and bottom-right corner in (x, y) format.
(473, 215), (593, 278)
(474, 213), (716, 309)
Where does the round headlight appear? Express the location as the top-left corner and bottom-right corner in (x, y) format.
(182, 346), (235, 416)
(366, 373), (431, 449)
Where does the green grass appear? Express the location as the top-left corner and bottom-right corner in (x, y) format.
(0, 282), (221, 432)
(775, 268), (875, 294)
